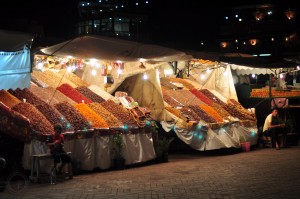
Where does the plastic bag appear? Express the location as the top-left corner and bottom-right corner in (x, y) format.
(271, 98), (288, 109)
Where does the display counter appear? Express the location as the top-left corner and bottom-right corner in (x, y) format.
(23, 130), (156, 173)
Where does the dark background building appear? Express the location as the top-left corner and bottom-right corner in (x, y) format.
(217, 2), (300, 58)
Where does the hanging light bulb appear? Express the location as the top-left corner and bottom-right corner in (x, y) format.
(164, 69), (172, 76)
(117, 68), (122, 74)
(91, 69), (97, 76)
(37, 62), (44, 70)
(143, 73), (148, 80)
(200, 74), (206, 80)
(90, 59), (97, 66)
(279, 73), (284, 79)
(67, 66), (73, 73)
(117, 68), (122, 78)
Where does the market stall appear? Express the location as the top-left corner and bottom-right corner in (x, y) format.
(159, 75), (257, 151)
(124, 56), (254, 151)
(2, 35), (193, 172)
(230, 63), (300, 137)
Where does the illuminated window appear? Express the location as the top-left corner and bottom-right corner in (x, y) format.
(249, 39), (257, 46)
(285, 10), (296, 20)
(220, 42), (228, 48)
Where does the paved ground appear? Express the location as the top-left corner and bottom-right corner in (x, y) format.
(1, 145), (300, 199)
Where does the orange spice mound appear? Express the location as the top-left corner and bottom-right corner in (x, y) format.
(87, 103), (123, 128)
(74, 103), (109, 128)
(199, 104), (223, 123)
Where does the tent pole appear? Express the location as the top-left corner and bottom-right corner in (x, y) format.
(269, 74), (272, 107)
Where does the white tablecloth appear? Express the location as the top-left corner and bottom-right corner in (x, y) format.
(23, 133), (156, 172)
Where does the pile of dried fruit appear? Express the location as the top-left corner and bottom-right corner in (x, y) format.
(87, 103), (123, 128)
(101, 100), (137, 127)
(55, 102), (91, 131)
(57, 83), (92, 104)
(8, 88), (45, 106)
(76, 86), (105, 103)
(12, 102), (54, 134)
(74, 103), (109, 128)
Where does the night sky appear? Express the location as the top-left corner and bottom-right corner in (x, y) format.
(0, 0), (297, 49)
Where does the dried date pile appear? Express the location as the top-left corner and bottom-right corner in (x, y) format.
(165, 107), (186, 120)
(76, 86), (105, 103)
(55, 102), (91, 131)
(160, 78), (178, 90)
(188, 105), (217, 123)
(200, 89), (224, 105)
(88, 85), (114, 101)
(226, 103), (256, 121)
(35, 103), (73, 132)
(8, 88), (45, 106)
(163, 92), (184, 107)
(227, 99), (256, 120)
(211, 103), (231, 119)
(12, 102), (54, 134)
(180, 107), (201, 121)
(200, 89), (253, 120)
(87, 103), (123, 128)
(101, 100), (137, 127)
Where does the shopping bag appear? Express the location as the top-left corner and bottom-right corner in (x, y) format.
(271, 98), (288, 109)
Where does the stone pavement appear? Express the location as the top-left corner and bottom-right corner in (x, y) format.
(1, 146), (300, 199)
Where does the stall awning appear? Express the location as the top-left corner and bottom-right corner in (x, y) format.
(220, 53), (298, 68)
(0, 30), (33, 90)
(0, 47), (31, 89)
(40, 35), (192, 62)
(230, 65), (276, 75)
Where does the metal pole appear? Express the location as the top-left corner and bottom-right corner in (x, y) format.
(269, 74), (272, 108)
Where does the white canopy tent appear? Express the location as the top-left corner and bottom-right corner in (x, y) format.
(188, 64), (238, 101)
(40, 35), (191, 62)
(0, 30), (33, 90)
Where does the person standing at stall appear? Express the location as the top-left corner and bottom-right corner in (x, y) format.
(266, 74), (280, 87)
(47, 123), (71, 174)
(263, 108), (286, 150)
